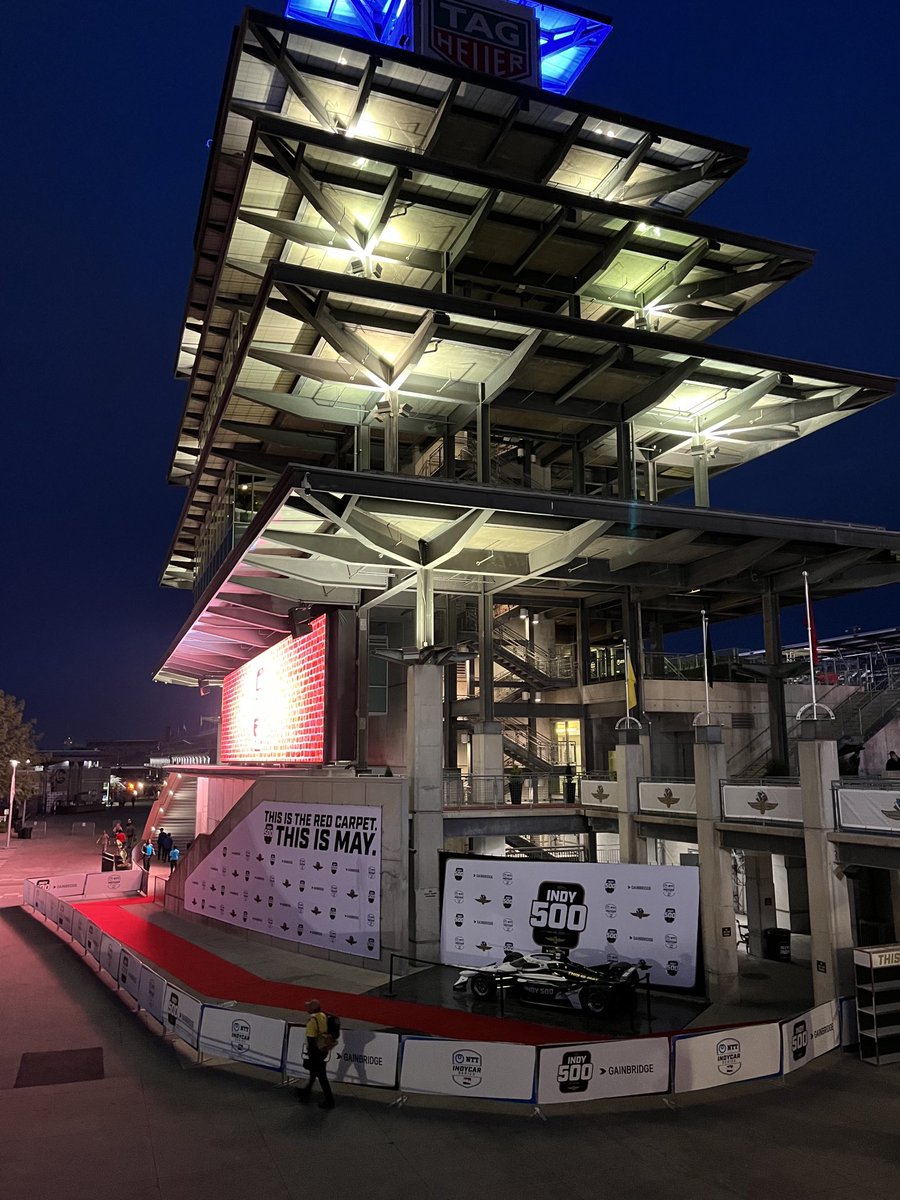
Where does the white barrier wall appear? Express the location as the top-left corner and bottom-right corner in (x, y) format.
(198, 1007), (286, 1069)
(399, 1039), (536, 1101)
(138, 966), (167, 1024)
(162, 984), (203, 1049)
(638, 781), (696, 816)
(537, 1037), (670, 1104)
(673, 1023), (781, 1093)
(781, 1000), (839, 1072)
(284, 1026), (400, 1088)
(721, 784), (803, 824)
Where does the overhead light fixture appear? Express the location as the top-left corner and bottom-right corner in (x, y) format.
(375, 397), (392, 417)
(399, 402), (414, 417)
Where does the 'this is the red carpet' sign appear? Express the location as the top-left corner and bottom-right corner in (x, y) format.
(220, 616), (326, 763)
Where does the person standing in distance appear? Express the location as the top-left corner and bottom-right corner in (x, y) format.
(296, 999), (335, 1109)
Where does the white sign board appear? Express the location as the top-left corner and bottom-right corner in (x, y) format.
(673, 1023), (781, 1093)
(83, 868), (144, 898)
(118, 949), (143, 1000)
(56, 900), (73, 936)
(836, 789), (900, 835)
(285, 1026), (400, 1088)
(537, 1037), (670, 1104)
(84, 920), (102, 960)
(579, 779), (621, 808)
(72, 909), (88, 949)
(198, 1007), (286, 1070)
(162, 984), (203, 1049)
(400, 1038), (536, 1101)
(721, 784), (802, 824)
(138, 965), (167, 1024)
(781, 1000), (839, 1073)
(28, 872), (87, 898)
(442, 857), (700, 987)
(638, 781), (696, 815)
(99, 934), (122, 980)
(184, 803), (382, 959)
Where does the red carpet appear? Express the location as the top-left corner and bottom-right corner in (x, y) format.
(73, 896), (599, 1045)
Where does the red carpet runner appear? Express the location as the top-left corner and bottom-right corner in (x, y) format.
(74, 896), (600, 1045)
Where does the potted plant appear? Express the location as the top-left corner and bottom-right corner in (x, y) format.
(507, 763), (524, 805)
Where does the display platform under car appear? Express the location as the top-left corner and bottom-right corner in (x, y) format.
(453, 950), (640, 1018)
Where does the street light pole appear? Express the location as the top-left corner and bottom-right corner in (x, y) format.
(5, 759), (19, 851)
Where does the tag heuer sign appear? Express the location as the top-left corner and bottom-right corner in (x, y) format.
(421, 0), (539, 85)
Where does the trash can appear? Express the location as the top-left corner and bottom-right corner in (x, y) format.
(101, 853), (115, 872)
(762, 927), (791, 962)
(16, 825), (32, 840)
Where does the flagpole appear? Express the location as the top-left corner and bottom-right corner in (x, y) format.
(623, 638), (631, 717)
(803, 570), (818, 718)
(701, 609), (711, 722)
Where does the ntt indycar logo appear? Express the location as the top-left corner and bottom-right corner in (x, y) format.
(451, 1049), (483, 1088)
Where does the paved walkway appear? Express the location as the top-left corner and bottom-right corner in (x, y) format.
(2, 810), (900, 1199)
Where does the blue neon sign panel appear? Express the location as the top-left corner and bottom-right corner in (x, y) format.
(283, 0), (612, 94)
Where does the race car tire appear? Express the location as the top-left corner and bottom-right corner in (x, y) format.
(580, 984), (610, 1016)
(470, 973), (497, 1001)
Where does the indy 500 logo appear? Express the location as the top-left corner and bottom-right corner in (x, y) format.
(557, 1049), (593, 1094)
(530, 881), (587, 950)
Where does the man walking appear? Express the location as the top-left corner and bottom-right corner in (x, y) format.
(296, 1000), (334, 1109)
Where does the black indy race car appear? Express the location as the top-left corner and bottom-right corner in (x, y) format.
(453, 951), (640, 1018)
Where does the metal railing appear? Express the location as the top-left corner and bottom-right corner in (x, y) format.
(443, 772), (579, 808)
(496, 624), (575, 682)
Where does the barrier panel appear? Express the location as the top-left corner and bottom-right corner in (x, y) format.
(198, 1007), (286, 1070)
(780, 1000), (839, 1073)
(33, 886), (48, 917)
(28, 872), (87, 899)
(98, 934), (122, 981)
(285, 1026), (400, 1088)
(137, 965), (167, 1025)
(45, 893), (61, 927)
(673, 1023), (781, 1093)
(721, 784), (802, 825)
(537, 1036), (671, 1105)
(72, 909), (88, 949)
(399, 1038), (536, 1101)
(162, 984), (203, 1049)
(118, 949), (142, 1001)
(22, 879), (36, 906)
(56, 899), (73, 936)
(83, 868), (144, 898)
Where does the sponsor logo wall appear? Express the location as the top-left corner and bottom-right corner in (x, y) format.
(399, 1038), (536, 1100)
(721, 785), (802, 824)
(781, 1000), (839, 1073)
(441, 857), (700, 987)
(673, 1022), (781, 1093)
(420, 0), (540, 85)
(537, 1037), (670, 1104)
(184, 802), (382, 959)
(836, 788), (900, 834)
(638, 781), (696, 815)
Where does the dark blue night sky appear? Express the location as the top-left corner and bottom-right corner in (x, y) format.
(3, 2), (897, 743)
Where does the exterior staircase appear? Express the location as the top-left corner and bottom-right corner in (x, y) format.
(142, 774), (199, 850)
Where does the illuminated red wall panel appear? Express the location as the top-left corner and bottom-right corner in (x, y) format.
(220, 616), (326, 763)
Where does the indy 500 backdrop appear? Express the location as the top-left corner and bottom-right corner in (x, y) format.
(184, 803), (381, 959)
(441, 857), (699, 987)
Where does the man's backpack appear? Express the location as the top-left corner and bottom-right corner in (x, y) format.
(318, 1012), (341, 1052)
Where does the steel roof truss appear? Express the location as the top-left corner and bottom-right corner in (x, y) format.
(246, 23), (337, 135)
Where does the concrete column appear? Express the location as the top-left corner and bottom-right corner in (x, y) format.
(744, 852), (777, 958)
(616, 730), (647, 864)
(798, 722), (855, 1003)
(356, 607), (369, 770)
(693, 724), (740, 1003)
(406, 663), (444, 958)
(472, 723), (504, 776)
